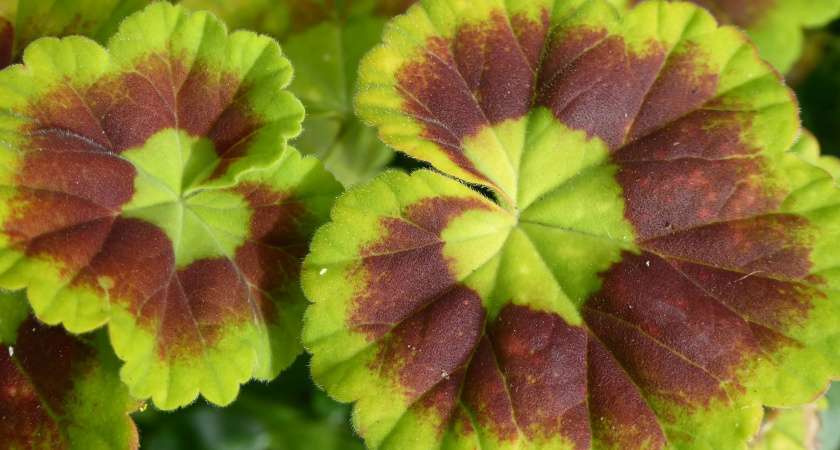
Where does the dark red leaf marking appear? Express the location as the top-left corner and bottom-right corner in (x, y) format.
(414, 367), (467, 432)
(0, 316), (94, 448)
(78, 198), (310, 358)
(586, 334), (666, 448)
(626, 42), (718, 142)
(234, 183), (314, 322)
(395, 36), (489, 181)
(15, 150), (136, 210)
(630, 0), (776, 28)
(3, 139), (136, 262)
(393, 11), (753, 179)
(19, 50), (255, 158)
(584, 305), (728, 411)
(617, 110), (759, 163)
(537, 26), (609, 94)
(585, 252), (768, 389)
(615, 157), (782, 240)
(747, 323), (806, 356)
(25, 217), (116, 280)
(642, 215), (815, 279)
(453, 11), (535, 125)
(380, 286), (484, 407)
(488, 305), (589, 447)
(665, 256), (819, 332)
(462, 337), (520, 442)
(53, 181), (313, 357)
(0, 17), (12, 69)
(537, 35), (666, 149)
(393, 10), (550, 184)
(510, 10), (551, 72)
(350, 196), (493, 330)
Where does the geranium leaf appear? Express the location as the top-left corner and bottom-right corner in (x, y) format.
(0, 289), (141, 449)
(0, 3), (342, 409)
(0, 0), (150, 69)
(606, 0), (840, 73)
(307, 0), (840, 448)
(178, 0), (416, 187)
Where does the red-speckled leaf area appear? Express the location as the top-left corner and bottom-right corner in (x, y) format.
(308, 0), (840, 448)
(0, 3), (341, 409)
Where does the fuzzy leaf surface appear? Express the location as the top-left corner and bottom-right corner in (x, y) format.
(179, 0), (416, 186)
(0, 3), (342, 409)
(306, 0), (840, 448)
(0, 289), (141, 449)
(0, 0), (149, 69)
(606, 0), (840, 73)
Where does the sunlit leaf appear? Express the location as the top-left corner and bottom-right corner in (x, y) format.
(0, 289), (141, 449)
(0, 3), (342, 409)
(178, 0), (417, 186)
(607, 0), (840, 73)
(305, 0), (840, 448)
(0, 0), (150, 69)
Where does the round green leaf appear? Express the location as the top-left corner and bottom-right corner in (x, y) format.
(0, 3), (343, 409)
(308, 0), (840, 448)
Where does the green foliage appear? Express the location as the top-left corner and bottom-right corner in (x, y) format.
(0, 0), (840, 449)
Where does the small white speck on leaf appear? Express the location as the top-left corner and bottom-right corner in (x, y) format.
(646, 261), (650, 267)
(7, 347), (13, 357)
(629, 305), (633, 309)
(442, 370), (450, 380)
(319, 268), (328, 275)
